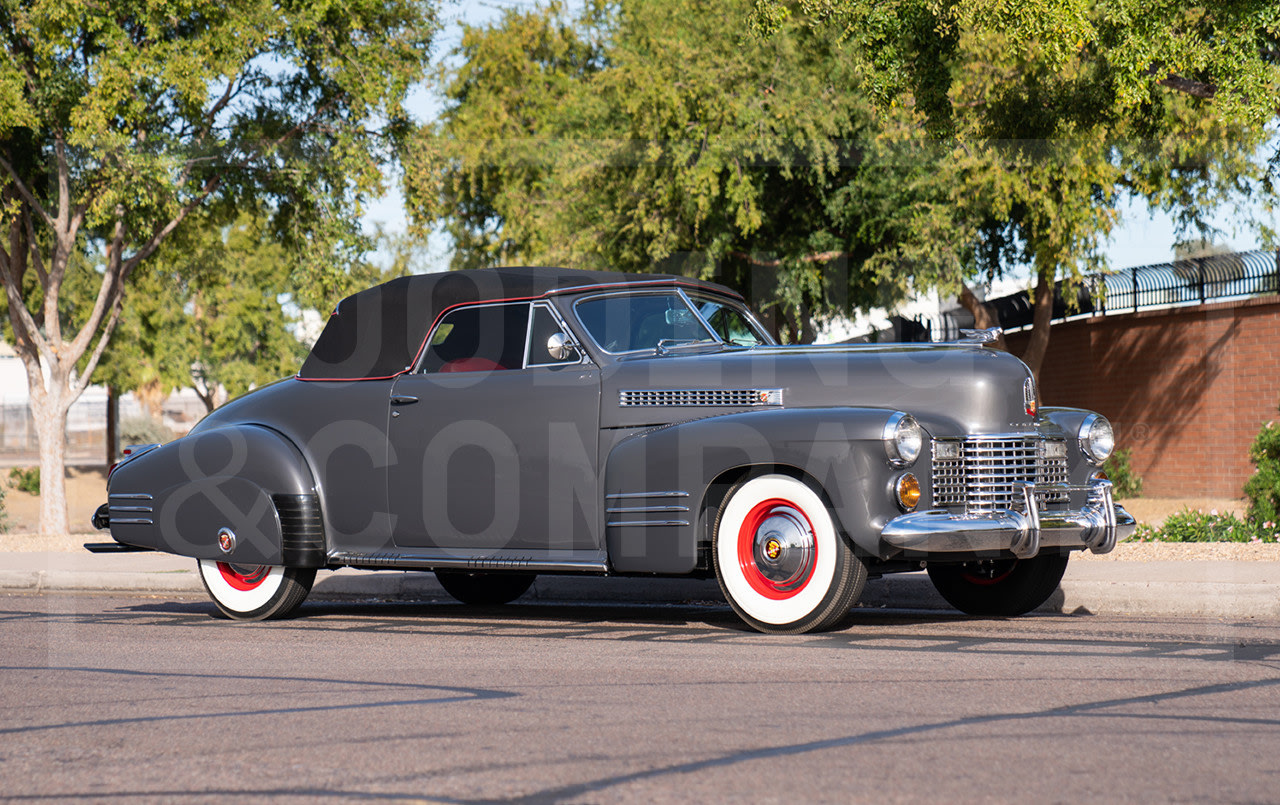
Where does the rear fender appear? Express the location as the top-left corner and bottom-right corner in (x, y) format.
(106, 425), (324, 567)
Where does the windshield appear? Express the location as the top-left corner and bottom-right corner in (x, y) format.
(574, 292), (718, 354)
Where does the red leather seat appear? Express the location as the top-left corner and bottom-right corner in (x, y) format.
(440, 357), (507, 373)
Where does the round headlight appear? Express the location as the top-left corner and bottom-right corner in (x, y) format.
(884, 412), (923, 467)
(1078, 414), (1114, 465)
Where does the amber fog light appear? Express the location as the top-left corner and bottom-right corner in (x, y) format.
(1090, 470), (1109, 483)
(896, 473), (921, 511)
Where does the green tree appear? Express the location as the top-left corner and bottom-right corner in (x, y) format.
(92, 214), (309, 417)
(751, 0), (1279, 373)
(0, 0), (436, 534)
(406, 0), (921, 341)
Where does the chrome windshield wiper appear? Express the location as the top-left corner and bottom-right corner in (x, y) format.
(655, 338), (720, 356)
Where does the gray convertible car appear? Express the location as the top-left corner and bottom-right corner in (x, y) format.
(90, 266), (1135, 633)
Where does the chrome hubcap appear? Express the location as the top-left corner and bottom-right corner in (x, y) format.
(751, 505), (815, 592)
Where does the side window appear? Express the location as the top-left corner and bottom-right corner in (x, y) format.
(691, 295), (768, 346)
(420, 302), (530, 373)
(526, 304), (578, 367)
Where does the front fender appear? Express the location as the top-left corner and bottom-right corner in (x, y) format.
(603, 407), (910, 573)
(106, 425), (324, 567)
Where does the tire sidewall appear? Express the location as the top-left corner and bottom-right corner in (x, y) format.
(714, 474), (843, 629)
(198, 560), (288, 618)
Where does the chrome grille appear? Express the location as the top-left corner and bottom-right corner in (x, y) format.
(619, 388), (782, 407)
(932, 437), (1069, 514)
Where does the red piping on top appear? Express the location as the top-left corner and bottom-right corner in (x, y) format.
(295, 279), (742, 383)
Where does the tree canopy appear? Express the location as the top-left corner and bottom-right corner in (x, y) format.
(751, 0), (1279, 364)
(411, 0), (1278, 357)
(406, 0), (912, 340)
(89, 214), (311, 416)
(0, 0), (437, 533)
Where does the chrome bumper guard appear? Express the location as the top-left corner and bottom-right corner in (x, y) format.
(881, 480), (1136, 559)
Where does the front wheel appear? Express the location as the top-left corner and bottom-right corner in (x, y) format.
(713, 474), (867, 634)
(197, 560), (315, 620)
(435, 571), (536, 605)
(926, 554), (1069, 616)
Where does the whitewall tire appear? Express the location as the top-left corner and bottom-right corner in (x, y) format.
(197, 560), (315, 621)
(713, 474), (867, 634)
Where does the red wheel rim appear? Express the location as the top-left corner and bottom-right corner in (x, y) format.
(737, 498), (817, 600)
(217, 562), (271, 591)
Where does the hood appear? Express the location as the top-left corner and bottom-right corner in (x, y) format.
(599, 343), (1037, 437)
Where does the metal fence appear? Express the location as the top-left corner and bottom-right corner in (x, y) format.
(1095, 249), (1280, 314)
(912, 248), (1280, 338)
(0, 393), (208, 467)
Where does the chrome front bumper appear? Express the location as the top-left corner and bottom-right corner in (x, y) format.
(881, 481), (1136, 559)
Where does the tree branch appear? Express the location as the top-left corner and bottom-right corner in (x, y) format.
(65, 216), (129, 362)
(22, 210), (48, 288)
(75, 294), (126, 398)
(0, 240), (56, 370)
(0, 153), (55, 229)
(1157, 74), (1216, 99)
(730, 250), (847, 267)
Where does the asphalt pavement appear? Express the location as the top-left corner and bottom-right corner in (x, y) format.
(2, 548), (1278, 618)
(3, 594), (1279, 802)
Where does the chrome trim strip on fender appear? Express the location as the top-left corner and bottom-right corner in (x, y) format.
(605, 505), (691, 514)
(605, 491), (690, 500)
(110, 518), (155, 525)
(606, 520), (692, 528)
(108, 493), (154, 500)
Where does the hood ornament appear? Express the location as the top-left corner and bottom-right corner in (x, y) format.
(958, 327), (1003, 345)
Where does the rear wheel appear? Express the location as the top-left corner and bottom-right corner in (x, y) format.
(197, 560), (315, 620)
(926, 554), (1069, 616)
(435, 571), (536, 605)
(713, 474), (867, 634)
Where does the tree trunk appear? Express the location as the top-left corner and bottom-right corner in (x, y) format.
(106, 385), (118, 466)
(957, 282), (1008, 350)
(135, 380), (167, 421)
(30, 385), (71, 536)
(1017, 266), (1056, 383)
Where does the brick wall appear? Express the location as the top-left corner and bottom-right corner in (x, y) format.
(1005, 295), (1280, 498)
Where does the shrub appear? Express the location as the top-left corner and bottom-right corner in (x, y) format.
(9, 467), (39, 495)
(1244, 415), (1280, 526)
(1135, 508), (1278, 543)
(1103, 447), (1143, 499)
(119, 416), (171, 447)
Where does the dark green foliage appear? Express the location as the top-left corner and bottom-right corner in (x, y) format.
(1103, 447), (1143, 499)
(1135, 509), (1278, 543)
(8, 467), (38, 495)
(1244, 414), (1280, 527)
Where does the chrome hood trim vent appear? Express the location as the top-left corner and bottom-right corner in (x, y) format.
(619, 388), (783, 407)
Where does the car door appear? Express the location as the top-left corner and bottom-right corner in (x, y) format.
(387, 301), (602, 554)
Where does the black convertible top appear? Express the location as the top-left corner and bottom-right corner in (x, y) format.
(298, 266), (742, 380)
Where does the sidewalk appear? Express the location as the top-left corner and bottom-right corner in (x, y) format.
(2, 549), (1278, 618)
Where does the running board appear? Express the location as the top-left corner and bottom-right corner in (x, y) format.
(329, 550), (609, 574)
(84, 542), (155, 553)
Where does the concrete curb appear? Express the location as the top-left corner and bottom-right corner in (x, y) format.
(2, 552), (1278, 618)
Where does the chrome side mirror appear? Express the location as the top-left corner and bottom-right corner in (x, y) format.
(547, 332), (577, 361)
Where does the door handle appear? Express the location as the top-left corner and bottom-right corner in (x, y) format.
(390, 395), (419, 406)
